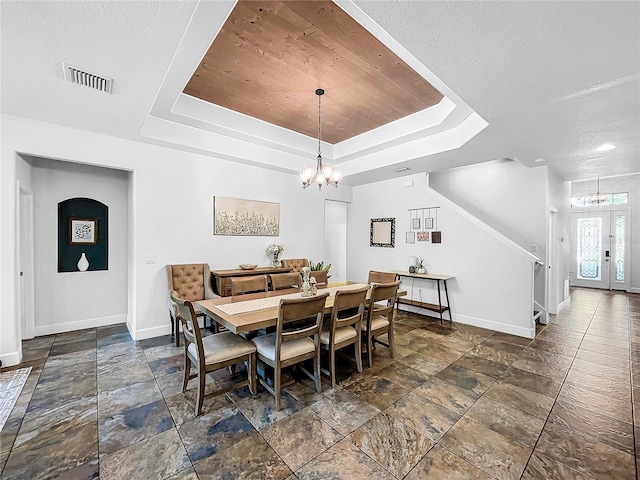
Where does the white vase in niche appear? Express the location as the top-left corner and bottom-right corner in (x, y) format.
(77, 252), (89, 272)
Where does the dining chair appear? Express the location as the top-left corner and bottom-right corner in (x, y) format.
(167, 263), (218, 346)
(269, 272), (301, 291)
(280, 258), (310, 274)
(367, 270), (398, 284)
(309, 270), (328, 287)
(170, 291), (257, 416)
(320, 285), (370, 387)
(251, 292), (329, 410)
(231, 275), (269, 295)
(362, 280), (401, 367)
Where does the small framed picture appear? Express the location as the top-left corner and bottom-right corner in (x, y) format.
(424, 217), (434, 229)
(412, 218), (421, 229)
(417, 231), (429, 242)
(68, 218), (98, 245)
(406, 232), (415, 244)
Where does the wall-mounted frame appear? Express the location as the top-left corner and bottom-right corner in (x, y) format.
(68, 217), (98, 245)
(214, 196), (280, 236)
(370, 218), (395, 247)
(411, 218), (421, 229)
(424, 217), (434, 229)
(417, 231), (429, 242)
(406, 231), (415, 244)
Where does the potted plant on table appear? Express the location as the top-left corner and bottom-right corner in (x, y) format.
(414, 256), (427, 274)
(310, 260), (331, 279)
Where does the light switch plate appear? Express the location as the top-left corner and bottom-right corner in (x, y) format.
(145, 256), (156, 264)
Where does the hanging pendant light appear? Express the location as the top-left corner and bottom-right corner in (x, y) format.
(300, 89), (341, 189)
(586, 177), (608, 205)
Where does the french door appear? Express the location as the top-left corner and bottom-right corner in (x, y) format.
(570, 210), (630, 290)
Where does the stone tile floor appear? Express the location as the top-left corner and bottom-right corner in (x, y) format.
(1, 288), (638, 479)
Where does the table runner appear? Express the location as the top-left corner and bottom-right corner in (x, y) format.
(216, 283), (368, 316)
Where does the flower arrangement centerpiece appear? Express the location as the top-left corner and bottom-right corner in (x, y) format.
(266, 243), (284, 267)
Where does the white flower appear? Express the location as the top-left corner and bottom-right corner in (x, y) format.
(266, 243), (284, 256)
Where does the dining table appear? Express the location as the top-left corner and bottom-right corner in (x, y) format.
(196, 281), (407, 334)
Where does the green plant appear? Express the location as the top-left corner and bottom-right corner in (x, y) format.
(310, 260), (332, 279)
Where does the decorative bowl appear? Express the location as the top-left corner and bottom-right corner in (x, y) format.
(239, 264), (258, 270)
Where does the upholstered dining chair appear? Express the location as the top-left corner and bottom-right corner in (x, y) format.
(167, 263), (218, 346)
(251, 292), (329, 410)
(309, 270), (328, 288)
(280, 258), (310, 274)
(320, 285), (370, 387)
(362, 280), (401, 368)
(231, 275), (269, 296)
(367, 270), (398, 284)
(170, 291), (257, 416)
(269, 272), (301, 291)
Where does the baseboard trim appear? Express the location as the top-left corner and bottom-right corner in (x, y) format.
(0, 350), (22, 367)
(628, 287), (640, 294)
(34, 314), (127, 337)
(134, 324), (172, 341)
(556, 297), (571, 313)
(398, 304), (535, 339)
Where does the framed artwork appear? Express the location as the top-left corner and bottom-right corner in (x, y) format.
(424, 217), (434, 229)
(417, 231), (429, 242)
(370, 218), (395, 247)
(432, 231), (442, 243)
(68, 217), (98, 245)
(214, 197), (280, 236)
(411, 218), (421, 229)
(406, 231), (415, 244)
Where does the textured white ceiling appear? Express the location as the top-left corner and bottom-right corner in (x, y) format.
(1, 1), (638, 184)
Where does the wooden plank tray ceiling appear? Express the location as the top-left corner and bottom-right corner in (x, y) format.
(183, 0), (443, 144)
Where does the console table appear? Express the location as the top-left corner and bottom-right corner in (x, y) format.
(392, 271), (454, 324)
(211, 266), (292, 297)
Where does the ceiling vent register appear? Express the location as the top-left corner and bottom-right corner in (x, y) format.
(63, 63), (113, 93)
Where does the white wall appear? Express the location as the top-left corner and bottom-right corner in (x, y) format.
(570, 174), (640, 292)
(428, 160), (547, 308)
(0, 114), (352, 365)
(30, 159), (129, 335)
(324, 200), (348, 284)
(348, 172), (537, 338)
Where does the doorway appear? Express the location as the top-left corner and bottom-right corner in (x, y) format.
(17, 182), (35, 340)
(570, 210), (630, 291)
(324, 200), (347, 283)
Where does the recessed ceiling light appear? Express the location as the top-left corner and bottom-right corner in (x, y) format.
(393, 167), (410, 172)
(596, 143), (615, 152)
(534, 158), (545, 163)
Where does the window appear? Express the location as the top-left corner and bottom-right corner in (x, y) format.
(571, 192), (629, 207)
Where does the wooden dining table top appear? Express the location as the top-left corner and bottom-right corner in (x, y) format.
(196, 281), (406, 334)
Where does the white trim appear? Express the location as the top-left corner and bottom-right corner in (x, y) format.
(134, 324), (172, 341)
(425, 174), (540, 264)
(33, 314), (127, 337)
(556, 296), (571, 313)
(629, 287), (640, 294)
(0, 350), (22, 367)
(397, 305), (535, 339)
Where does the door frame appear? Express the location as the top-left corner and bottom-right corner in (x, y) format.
(17, 180), (35, 340)
(570, 207), (631, 291)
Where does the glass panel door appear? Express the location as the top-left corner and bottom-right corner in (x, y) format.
(571, 210), (629, 290)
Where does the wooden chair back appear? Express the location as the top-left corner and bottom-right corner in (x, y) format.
(231, 275), (269, 295)
(367, 270), (398, 284)
(269, 272), (302, 291)
(170, 290), (204, 364)
(331, 285), (369, 337)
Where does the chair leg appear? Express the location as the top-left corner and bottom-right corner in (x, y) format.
(169, 313), (174, 341)
(329, 349), (336, 388)
(388, 327), (395, 358)
(274, 367), (281, 411)
(174, 315), (181, 347)
(196, 370), (205, 416)
(314, 350), (322, 393)
(367, 333), (373, 368)
(183, 354), (191, 392)
(249, 353), (257, 395)
(355, 338), (363, 373)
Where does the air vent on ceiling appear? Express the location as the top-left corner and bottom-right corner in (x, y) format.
(63, 63), (113, 93)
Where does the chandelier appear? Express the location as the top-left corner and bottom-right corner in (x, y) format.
(300, 89), (341, 189)
(586, 177), (608, 205)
